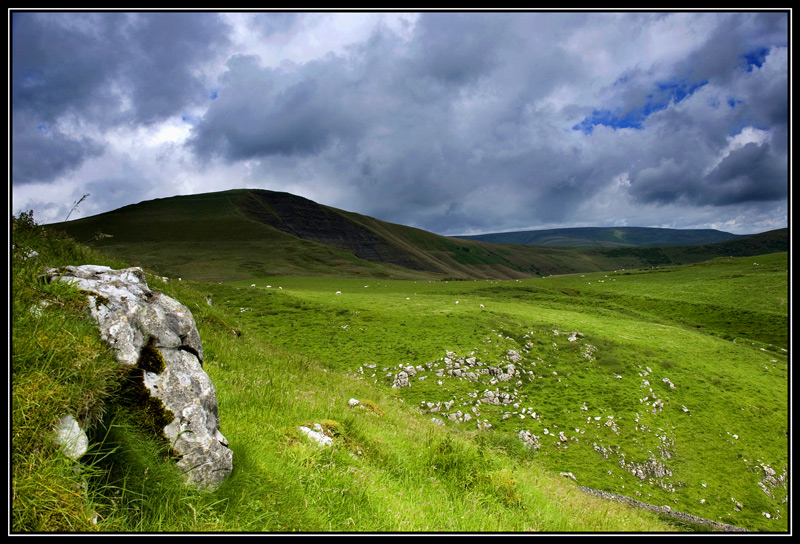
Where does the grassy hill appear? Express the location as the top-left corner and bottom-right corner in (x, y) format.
(11, 210), (789, 533)
(44, 189), (542, 282)
(45, 189), (788, 283)
(454, 226), (748, 247)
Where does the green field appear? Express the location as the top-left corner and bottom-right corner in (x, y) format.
(11, 215), (789, 533)
(209, 252), (788, 531)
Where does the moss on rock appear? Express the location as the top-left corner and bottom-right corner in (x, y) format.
(117, 336), (174, 443)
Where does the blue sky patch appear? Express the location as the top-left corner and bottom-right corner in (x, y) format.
(574, 79), (708, 133)
(742, 47), (770, 71)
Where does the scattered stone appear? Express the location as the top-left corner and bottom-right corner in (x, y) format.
(518, 430), (540, 449)
(53, 414), (88, 461)
(299, 425), (333, 447)
(620, 457), (672, 480)
(594, 443), (610, 458)
(392, 371), (410, 388)
(651, 398), (664, 414)
(579, 487), (750, 533)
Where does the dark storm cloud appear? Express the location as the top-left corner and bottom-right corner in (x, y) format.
(12, 11), (231, 124)
(680, 11), (788, 84)
(12, 12), (125, 123)
(11, 11), (232, 183)
(119, 12), (233, 124)
(188, 53), (366, 160)
(407, 12), (507, 86)
(627, 136), (787, 208)
(620, 34), (788, 212)
(703, 142), (788, 205)
(189, 12), (591, 227)
(11, 112), (104, 183)
(187, 13), (516, 164)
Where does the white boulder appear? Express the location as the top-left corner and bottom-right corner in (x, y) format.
(47, 265), (233, 489)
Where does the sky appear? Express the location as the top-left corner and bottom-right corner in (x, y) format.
(10, 9), (790, 236)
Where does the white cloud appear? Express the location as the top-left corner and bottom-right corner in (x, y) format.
(705, 126), (772, 175)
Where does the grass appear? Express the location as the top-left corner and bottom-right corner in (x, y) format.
(11, 213), (122, 532)
(218, 256), (788, 532)
(11, 212), (788, 533)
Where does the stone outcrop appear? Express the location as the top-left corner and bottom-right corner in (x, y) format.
(47, 265), (233, 489)
(619, 457), (672, 480)
(518, 430), (541, 450)
(298, 424), (333, 447)
(392, 371), (410, 388)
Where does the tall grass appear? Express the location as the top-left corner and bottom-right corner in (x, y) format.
(10, 213), (224, 533)
(11, 212), (118, 532)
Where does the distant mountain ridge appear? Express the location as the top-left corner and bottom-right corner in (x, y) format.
(454, 226), (749, 247)
(46, 189), (787, 283)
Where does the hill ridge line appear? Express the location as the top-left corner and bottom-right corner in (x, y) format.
(45, 188), (788, 283)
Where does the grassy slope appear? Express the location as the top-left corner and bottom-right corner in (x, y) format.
(13, 218), (685, 533)
(45, 189), (787, 283)
(14, 208), (788, 533)
(11, 216), (133, 532)
(222, 252), (788, 532)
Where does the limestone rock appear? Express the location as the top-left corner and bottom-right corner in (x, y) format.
(54, 414), (88, 461)
(392, 371), (410, 388)
(299, 425), (333, 447)
(518, 430), (541, 449)
(47, 265), (232, 489)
